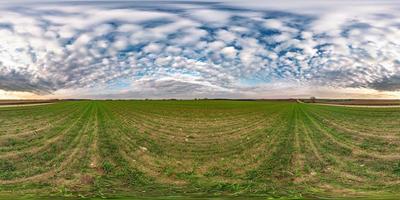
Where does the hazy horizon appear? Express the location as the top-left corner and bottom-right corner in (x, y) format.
(1, 0), (400, 99)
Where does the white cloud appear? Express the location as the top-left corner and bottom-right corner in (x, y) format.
(189, 9), (231, 24)
(264, 19), (284, 30)
(143, 43), (163, 54)
(216, 30), (237, 43)
(221, 46), (237, 59)
(207, 41), (225, 51)
(0, 0), (400, 99)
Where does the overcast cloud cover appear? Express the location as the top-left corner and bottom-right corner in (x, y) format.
(0, 0), (400, 99)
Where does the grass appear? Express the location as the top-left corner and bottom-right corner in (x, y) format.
(0, 100), (400, 199)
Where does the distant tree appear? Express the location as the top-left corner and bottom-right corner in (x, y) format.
(310, 96), (317, 103)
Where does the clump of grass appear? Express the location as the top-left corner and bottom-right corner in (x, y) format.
(0, 160), (16, 172)
(204, 167), (235, 178)
(0, 160), (16, 180)
(393, 162), (400, 176)
(101, 160), (113, 174)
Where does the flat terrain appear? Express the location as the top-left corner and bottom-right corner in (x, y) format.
(0, 100), (400, 199)
(302, 99), (400, 106)
(0, 100), (59, 106)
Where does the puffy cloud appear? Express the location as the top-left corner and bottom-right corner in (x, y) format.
(264, 19), (284, 30)
(143, 43), (163, 54)
(0, 1), (400, 99)
(216, 30), (237, 43)
(221, 46), (237, 59)
(189, 9), (231, 24)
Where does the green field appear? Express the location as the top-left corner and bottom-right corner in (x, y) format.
(1, 100), (400, 199)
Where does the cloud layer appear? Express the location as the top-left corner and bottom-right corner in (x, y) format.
(0, 0), (400, 98)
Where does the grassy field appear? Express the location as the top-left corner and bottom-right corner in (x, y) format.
(0, 100), (400, 199)
(301, 99), (400, 106)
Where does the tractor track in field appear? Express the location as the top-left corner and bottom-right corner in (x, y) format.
(0, 108), (94, 184)
(0, 104), (81, 134)
(0, 106), (82, 140)
(307, 109), (400, 140)
(303, 111), (400, 160)
(87, 105), (100, 173)
(0, 105), (91, 159)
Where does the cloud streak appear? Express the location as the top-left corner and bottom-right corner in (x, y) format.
(0, 0), (399, 99)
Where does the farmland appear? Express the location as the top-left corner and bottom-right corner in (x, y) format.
(301, 99), (400, 106)
(0, 100), (400, 199)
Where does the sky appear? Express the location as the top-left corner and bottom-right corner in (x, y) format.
(0, 0), (400, 99)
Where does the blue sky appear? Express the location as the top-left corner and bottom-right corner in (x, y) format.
(0, 0), (400, 99)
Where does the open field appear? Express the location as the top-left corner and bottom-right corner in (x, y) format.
(0, 100), (400, 199)
(301, 99), (400, 106)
